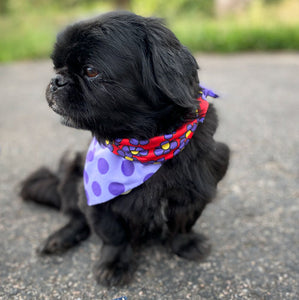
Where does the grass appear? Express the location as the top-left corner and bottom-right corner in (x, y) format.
(0, 15), (57, 61)
(171, 18), (299, 53)
(0, 0), (299, 62)
(0, 3), (112, 62)
(169, 0), (299, 52)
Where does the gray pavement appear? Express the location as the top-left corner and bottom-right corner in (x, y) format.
(0, 54), (298, 299)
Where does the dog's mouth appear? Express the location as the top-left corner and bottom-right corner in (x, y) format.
(51, 104), (78, 128)
(60, 115), (78, 128)
(46, 94), (78, 128)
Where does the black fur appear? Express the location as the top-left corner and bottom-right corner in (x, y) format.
(20, 11), (229, 286)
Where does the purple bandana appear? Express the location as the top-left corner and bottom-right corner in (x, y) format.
(84, 139), (161, 206)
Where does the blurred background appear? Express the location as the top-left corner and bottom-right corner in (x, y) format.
(0, 0), (298, 62)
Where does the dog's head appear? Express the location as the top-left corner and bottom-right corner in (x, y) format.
(46, 11), (199, 141)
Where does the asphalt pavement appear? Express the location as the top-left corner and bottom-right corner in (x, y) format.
(0, 54), (298, 299)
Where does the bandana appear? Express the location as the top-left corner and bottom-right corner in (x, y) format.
(84, 86), (218, 206)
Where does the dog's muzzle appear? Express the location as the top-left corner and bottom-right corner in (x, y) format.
(50, 74), (69, 92)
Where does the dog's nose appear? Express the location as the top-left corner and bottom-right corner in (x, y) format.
(51, 74), (68, 91)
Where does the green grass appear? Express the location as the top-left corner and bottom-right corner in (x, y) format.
(1, 1), (299, 62)
(0, 3), (112, 62)
(171, 18), (299, 52)
(0, 15), (57, 61)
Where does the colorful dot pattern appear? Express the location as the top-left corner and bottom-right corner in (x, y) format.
(84, 141), (161, 206)
(106, 96), (210, 164)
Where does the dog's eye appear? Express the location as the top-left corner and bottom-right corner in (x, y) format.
(84, 66), (99, 78)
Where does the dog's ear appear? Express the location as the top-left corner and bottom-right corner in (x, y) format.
(143, 18), (199, 109)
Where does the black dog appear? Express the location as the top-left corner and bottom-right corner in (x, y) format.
(20, 11), (229, 286)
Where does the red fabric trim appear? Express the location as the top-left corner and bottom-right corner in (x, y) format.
(106, 97), (209, 164)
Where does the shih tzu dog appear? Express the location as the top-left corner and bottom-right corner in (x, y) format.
(20, 11), (229, 286)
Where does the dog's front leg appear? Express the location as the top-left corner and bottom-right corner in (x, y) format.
(165, 191), (211, 261)
(87, 206), (134, 286)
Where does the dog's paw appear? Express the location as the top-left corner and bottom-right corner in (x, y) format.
(37, 220), (90, 255)
(93, 244), (134, 286)
(171, 233), (211, 261)
(37, 234), (67, 255)
(94, 260), (133, 287)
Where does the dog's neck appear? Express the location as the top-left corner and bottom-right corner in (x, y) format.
(94, 86), (218, 144)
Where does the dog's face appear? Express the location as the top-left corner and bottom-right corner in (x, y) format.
(46, 11), (199, 141)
